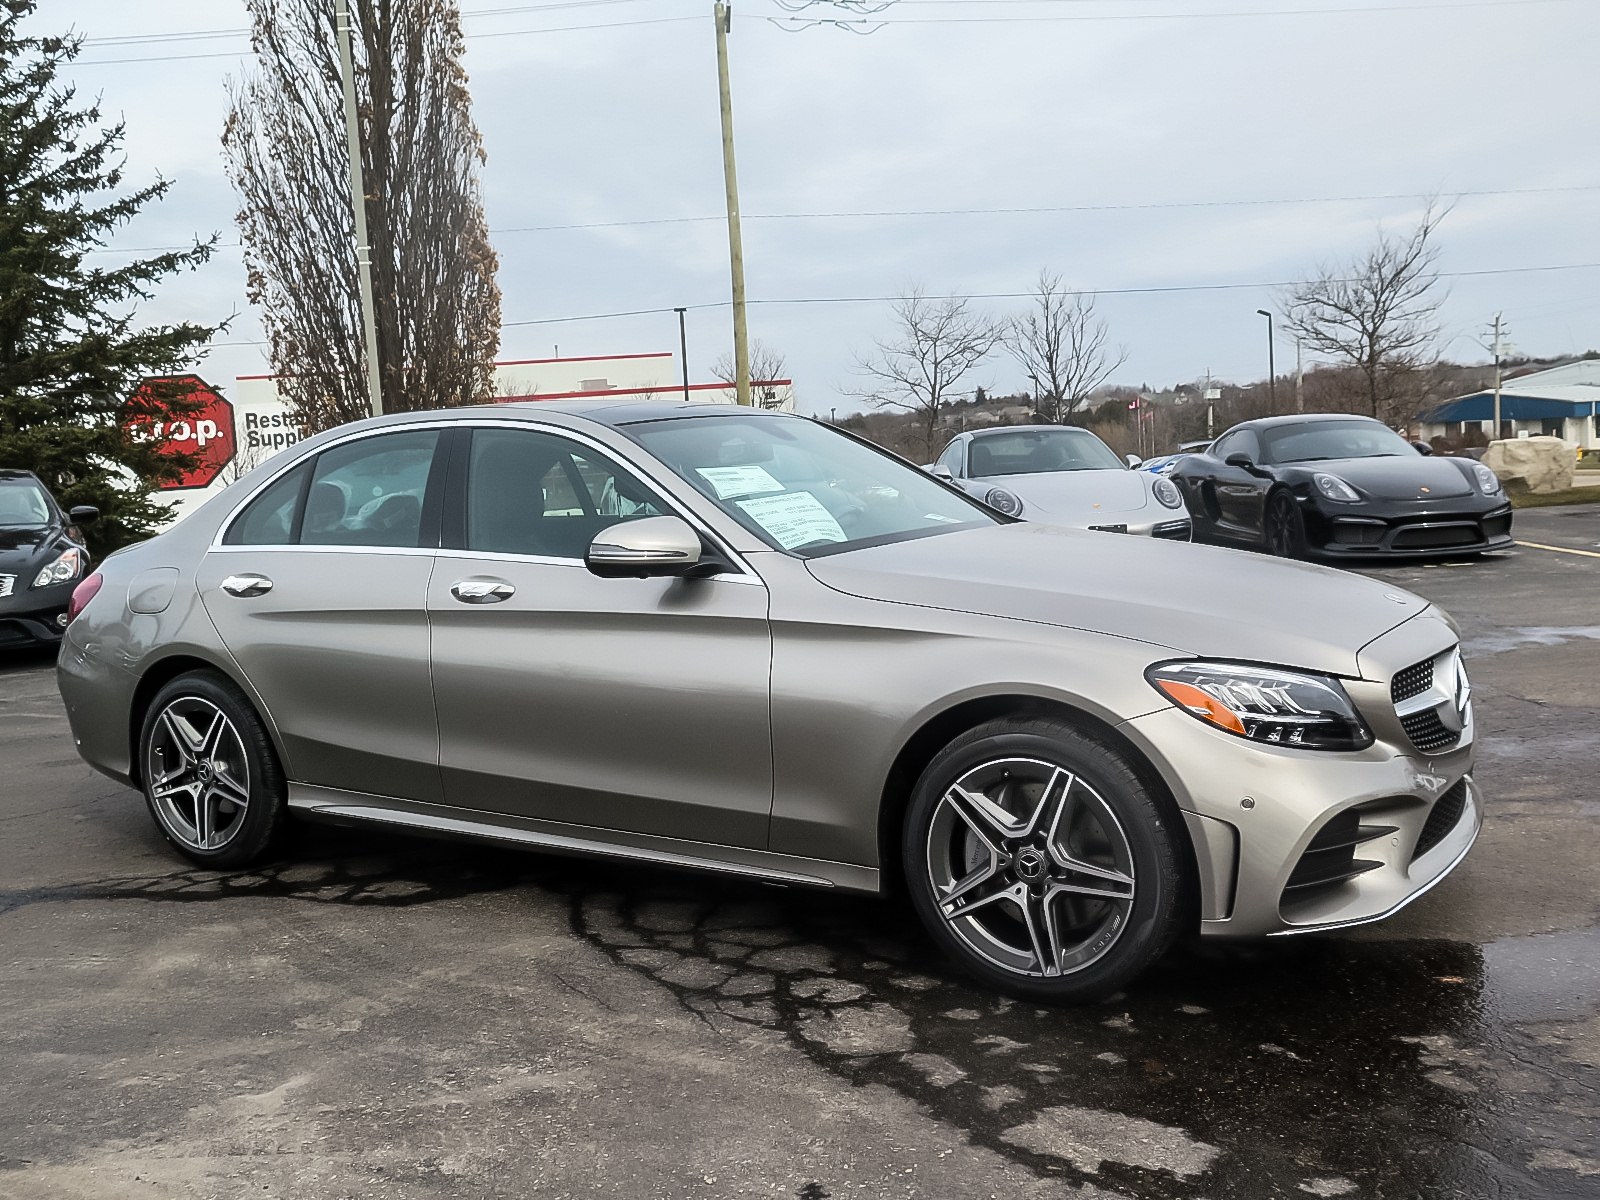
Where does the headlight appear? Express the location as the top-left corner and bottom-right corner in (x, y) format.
(985, 487), (1023, 517)
(32, 547), (84, 589)
(1146, 661), (1373, 751)
(1152, 477), (1184, 508)
(1470, 462), (1503, 494)
(1313, 473), (1361, 503)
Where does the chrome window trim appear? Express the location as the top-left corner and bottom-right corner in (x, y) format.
(212, 415), (761, 582)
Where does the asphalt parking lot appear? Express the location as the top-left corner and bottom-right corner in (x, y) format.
(3, 505), (1598, 1200)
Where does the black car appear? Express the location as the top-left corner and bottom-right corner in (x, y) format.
(1171, 414), (1514, 559)
(0, 470), (97, 650)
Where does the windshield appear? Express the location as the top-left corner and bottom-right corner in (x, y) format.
(1260, 421), (1415, 465)
(0, 477), (51, 527)
(625, 414), (998, 555)
(967, 428), (1125, 477)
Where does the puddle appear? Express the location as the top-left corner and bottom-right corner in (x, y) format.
(1462, 626), (1600, 656)
(1483, 925), (1600, 1023)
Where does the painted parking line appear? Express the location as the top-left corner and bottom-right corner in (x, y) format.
(1516, 540), (1600, 560)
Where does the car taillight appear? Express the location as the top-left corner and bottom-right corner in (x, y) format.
(68, 573), (103, 624)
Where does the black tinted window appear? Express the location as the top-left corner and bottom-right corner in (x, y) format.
(466, 428), (668, 559)
(302, 430), (439, 548)
(224, 463), (309, 546)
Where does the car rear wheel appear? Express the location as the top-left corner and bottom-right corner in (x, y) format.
(139, 671), (287, 869)
(903, 717), (1183, 1003)
(1264, 489), (1307, 558)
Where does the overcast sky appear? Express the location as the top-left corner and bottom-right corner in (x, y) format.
(40, 0), (1600, 416)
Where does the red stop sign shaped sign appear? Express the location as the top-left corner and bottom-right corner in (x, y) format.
(130, 375), (237, 490)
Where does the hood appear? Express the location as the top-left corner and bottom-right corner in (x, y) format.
(980, 469), (1150, 521)
(1301, 455), (1473, 501)
(805, 522), (1429, 677)
(0, 525), (56, 557)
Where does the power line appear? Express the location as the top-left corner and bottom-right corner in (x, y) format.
(69, 0), (1581, 65)
(86, 183), (1600, 254)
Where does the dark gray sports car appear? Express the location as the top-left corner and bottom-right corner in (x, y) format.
(1170, 415), (1514, 558)
(0, 470), (97, 649)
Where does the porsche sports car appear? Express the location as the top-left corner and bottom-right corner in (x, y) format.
(1171, 415), (1514, 559)
(927, 426), (1191, 539)
(59, 403), (1481, 1001)
(0, 469), (98, 650)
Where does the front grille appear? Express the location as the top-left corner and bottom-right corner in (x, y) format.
(1152, 520), (1192, 540)
(1332, 522), (1386, 546)
(1411, 780), (1469, 862)
(0, 574), (14, 598)
(1282, 809), (1394, 899)
(1391, 658), (1435, 704)
(1483, 514), (1512, 538)
(1400, 707), (1460, 754)
(1392, 524), (1483, 549)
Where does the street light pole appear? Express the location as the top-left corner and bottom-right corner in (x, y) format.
(336, 0), (384, 417)
(675, 307), (691, 402)
(1256, 309), (1275, 408)
(713, 2), (751, 406)
(1491, 312), (1505, 440)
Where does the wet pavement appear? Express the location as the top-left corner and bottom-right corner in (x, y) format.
(2, 505), (1598, 1199)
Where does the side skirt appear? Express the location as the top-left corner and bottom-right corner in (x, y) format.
(287, 783), (881, 894)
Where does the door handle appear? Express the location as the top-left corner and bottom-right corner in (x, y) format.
(451, 577), (515, 604)
(220, 574), (273, 598)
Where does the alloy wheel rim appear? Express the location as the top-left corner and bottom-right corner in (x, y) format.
(146, 697), (251, 851)
(925, 756), (1136, 978)
(1267, 495), (1295, 555)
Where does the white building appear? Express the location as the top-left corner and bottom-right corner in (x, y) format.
(159, 351), (795, 523)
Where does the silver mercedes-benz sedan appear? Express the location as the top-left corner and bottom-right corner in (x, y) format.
(58, 402), (1481, 1002)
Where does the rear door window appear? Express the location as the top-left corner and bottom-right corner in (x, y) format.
(301, 430), (440, 548)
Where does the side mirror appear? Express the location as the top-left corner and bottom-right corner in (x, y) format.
(1125, 454), (1142, 468)
(1411, 441), (1434, 456)
(926, 464), (955, 481)
(586, 516), (702, 579)
(69, 506), (100, 522)
(1224, 452), (1255, 469)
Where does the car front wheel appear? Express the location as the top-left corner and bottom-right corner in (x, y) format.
(903, 717), (1184, 1002)
(1264, 489), (1307, 558)
(139, 671), (287, 869)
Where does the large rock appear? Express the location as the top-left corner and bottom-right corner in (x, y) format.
(1483, 437), (1575, 495)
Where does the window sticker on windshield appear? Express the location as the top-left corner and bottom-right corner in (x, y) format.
(923, 513), (962, 523)
(696, 465), (785, 500)
(736, 491), (847, 550)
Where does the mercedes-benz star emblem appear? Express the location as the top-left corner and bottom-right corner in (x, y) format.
(1015, 847), (1047, 881)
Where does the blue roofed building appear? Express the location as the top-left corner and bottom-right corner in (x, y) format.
(1419, 360), (1600, 449)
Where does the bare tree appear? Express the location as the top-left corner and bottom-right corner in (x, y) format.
(1007, 271), (1127, 425)
(848, 289), (1004, 460)
(1280, 204), (1448, 425)
(223, 0), (501, 434)
(713, 338), (788, 408)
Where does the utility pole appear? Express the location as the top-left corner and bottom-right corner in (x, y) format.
(1295, 338), (1304, 413)
(1491, 312), (1505, 440)
(675, 308), (691, 402)
(1256, 309), (1275, 408)
(713, 2), (751, 406)
(336, 0), (384, 417)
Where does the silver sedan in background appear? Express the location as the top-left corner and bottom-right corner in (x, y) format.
(928, 425), (1192, 538)
(58, 402), (1479, 1002)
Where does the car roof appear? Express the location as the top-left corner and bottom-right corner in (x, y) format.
(0, 469), (44, 483)
(966, 425), (1100, 439)
(1226, 413), (1384, 432)
(489, 399), (795, 428)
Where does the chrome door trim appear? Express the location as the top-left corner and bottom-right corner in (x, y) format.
(287, 783), (879, 893)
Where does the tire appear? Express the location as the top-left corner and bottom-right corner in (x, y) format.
(1263, 489), (1307, 559)
(138, 670), (287, 869)
(903, 717), (1184, 1003)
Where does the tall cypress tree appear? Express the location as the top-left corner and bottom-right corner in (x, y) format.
(0, 0), (225, 555)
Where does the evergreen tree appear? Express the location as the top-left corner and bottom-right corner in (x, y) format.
(0, 0), (225, 555)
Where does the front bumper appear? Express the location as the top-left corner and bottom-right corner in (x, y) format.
(1305, 500), (1513, 558)
(0, 580), (75, 647)
(1119, 702), (1479, 939)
